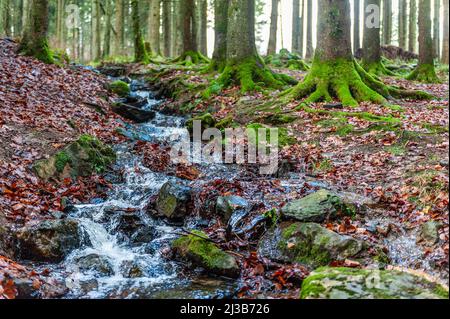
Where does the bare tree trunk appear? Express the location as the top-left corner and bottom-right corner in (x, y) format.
(305, 0), (313, 59)
(2, 0), (11, 37)
(148, 0), (161, 56)
(407, 0), (439, 82)
(198, 0), (208, 56)
(162, 0), (171, 56)
(291, 0), (300, 54)
(442, 0), (449, 64)
(409, 0), (417, 52)
(267, 0), (278, 55)
(211, 0), (229, 70)
(383, 0), (392, 45)
(114, 0), (125, 55)
(398, 0), (407, 48)
(433, 0), (440, 58)
(131, 0), (149, 62)
(353, 0), (360, 53)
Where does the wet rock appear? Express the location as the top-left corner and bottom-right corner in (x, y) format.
(300, 267), (449, 299)
(16, 219), (86, 262)
(155, 182), (192, 222)
(111, 101), (156, 123)
(78, 279), (99, 294)
(13, 278), (41, 299)
(97, 65), (127, 77)
(34, 134), (116, 181)
(258, 222), (365, 268)
(281, 190), (355, 223)
(0, 210), (15, 258)
(215, 196), (250, 223)
(114, 212), (156, 244)
(108, 80), (130, 97)
(120, 260), (145, 278)
(418, 221), (442, 246)
(172, 230), (240, 278)
(185, 113), (216, 132)
(323, 103), (344, 110)
(75, 254), (114, 276)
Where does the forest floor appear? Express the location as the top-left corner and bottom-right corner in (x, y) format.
(0, 38), (448, 299)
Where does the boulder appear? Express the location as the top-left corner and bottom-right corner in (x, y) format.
(34, 134), (116, 181)
(111, 102), (156, 123)
(120, 260), (145, 278)
(172, 231), (240, 278)
(258, 222), (365, 268)
(0, 210), (15, 258)
(114, 211), (156, 244)
(16, 219), (86, 262)
(300, 267), (449, 299)
(215, 196), (250, 223)
(418, 221), (443, 246)
(75, 254), (114, 276)
(155, 182), (192, 222)
(281, 189), (355, 223)
(108, 80), (130, 97)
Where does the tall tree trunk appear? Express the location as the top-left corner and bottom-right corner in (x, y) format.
(2, 0), (11, 37)
(398, 0), (407, 48)
(289, 0), (429, 106)
(148, 0), (160, 56)
(22, 0), (29, 34)
(94, 0), (101, 60)
(211, 0), (229, 70)
(103, 0), (112, 58)
(407, 0), (439, 82)
(198, 0), (208, 56)
(131, 0), (149, 63)
(299, 0), (304, 57)
(305, 0), (313, 59)
(162, 0), (171, 56)
(433, 0), (440, 58)
(291, 0), (300, 54)
(409, 0), (417, 52)
(442, 0), (449, 64)
(353, 0), (360, 52)
(267, 0), (278, 55)
(14, 0), (23, 37)
(114, 0), (125, 55)
(171, 0), (182, 56)
(19, 0), (53, 63)
(362, 0), (394, 75)
(382, 0), (392, 45)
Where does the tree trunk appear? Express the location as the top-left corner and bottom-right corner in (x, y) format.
(198, 0), (208, 56)
(19, 0), (53, 63)
(14, 0), (23, 37)
(211, 0), (229, 70)
(162, 0), (171, 56)
(149, 0), (161, 56)
(362, 0), (394, 75)
(114, 0), (125, 55)
(409, 0), (417, 52)
(291, 0), (300, 54)
(353, 0), (360, 53)
(103, 0), (112, 58)
(382, 0), (392, 45)
(408, 0), (439, 82)
(171, 0), (182, 56)
(267, 0), (278, 55)
(2, 0), (11, 37)
(442, 0), (449, 64)
(398, 0), (407, 49)
(433, 0), (440, 58)
(305, 0), (313, 59)
(22, 0), (29, 35)
(288, 0), (430, 106)
(299, 0), (304, 57)
(131, 0), (149, 63)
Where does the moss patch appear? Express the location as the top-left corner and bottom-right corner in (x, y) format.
(109, 80), (130, 98)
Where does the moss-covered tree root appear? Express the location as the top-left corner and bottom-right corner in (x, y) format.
(172, 51), (210, 66)
(362, 61), (396, 76)
(407, 64), (441, 83)
(285, 58), (432, 106)
(19, 38), (54, 64)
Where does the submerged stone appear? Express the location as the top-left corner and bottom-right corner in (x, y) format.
(300, 267), (449, 299)
(75, 254), (114, 276)
(281, 189), (355, 223)
(172, 230), (239, 278)
(258, 222), (365, 268)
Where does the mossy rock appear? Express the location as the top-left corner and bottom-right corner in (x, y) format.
(109, 80), (130, 97)
(34, 134), (116, 181)
(155, 182), (192, 222)
(186, 113), (217, 132)
(281, 189), (355, 223)
(258, 222), (365, 268)
(300, 267), (449, 299)
(172, 230), (240, 278)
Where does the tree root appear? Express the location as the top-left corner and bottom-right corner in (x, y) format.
(172, 51), (210, 66)
(362, 61), (396, 76)
(407, 64), (441, 83)
(285, 59), (433, 106)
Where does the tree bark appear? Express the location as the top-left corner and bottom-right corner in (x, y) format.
(291, 0), (300, 54)
(433, 0), (440, 58)
(382, 0), (392, 45)
(2, 0), (11, 37)
(19, 0), (53, 63)
(288, 0), (430, 105)
(198, 0), (208, 56)
(305, 0), (313, 59)
(408, 0), (440, 82)
(162, 0), (171, 57)
(131, 0), (149, 63)
(398, 0), (407, 49)
(103, 0), (112, 58)
(114, 0), (125, 55)
(442, 0), (449, 64)
(211, 0), (229, 70)
(353, 0), (360, 53)
(409, 0), (417, 52)
(267, 0), (278, 55)
(148, 0), (161, 56)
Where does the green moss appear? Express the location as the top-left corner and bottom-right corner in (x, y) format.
(362, 61), (396, 76)
(314, 159), (335, 173)
(265, 113), (297, 125)
(76, 134), (116, 173)
(385, 145), (406, 156)
(186, 113), (217, 132)
(422, 123), (449, 134)
(407, 64), (441, 83)
(434, 285), (450, 299)
(109, 80), (130, 98)
(215, 117), (236, 131)
(246, 123), (296, 147)
(55, 151), (71, 173)
(173, 51), (210, 66)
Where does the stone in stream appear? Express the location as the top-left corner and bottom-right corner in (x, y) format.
(155, 182), (192, 222)
(258, 222), (365, 268)
(172, 231), (240, 278)
(111, 101), (156, 123)
(0, 210), (15, 258)
(281, 189), (355, 223)
(75, 254), (114, 277)
(417, 220), (443, 246)
(120, 260), (145, 278)
(114, 211), (156, 245)
(33, 134), (116, 181)
(15, 219), (88, 262)
(215, 196), (250, 223)
(300, 267), (449, 299)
